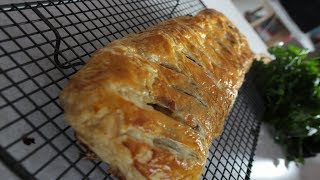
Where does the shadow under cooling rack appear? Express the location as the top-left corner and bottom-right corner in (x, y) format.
(0, 0), (264, 179)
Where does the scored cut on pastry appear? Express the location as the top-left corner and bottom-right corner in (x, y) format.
(59, 9), (254, 179)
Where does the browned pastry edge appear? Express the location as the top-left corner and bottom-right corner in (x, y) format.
(60, 9), (254, 179)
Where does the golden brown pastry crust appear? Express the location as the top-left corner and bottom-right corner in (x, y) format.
(59, 9), (253, 179)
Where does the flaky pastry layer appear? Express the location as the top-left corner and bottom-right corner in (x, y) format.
(60, 9), (253, 179)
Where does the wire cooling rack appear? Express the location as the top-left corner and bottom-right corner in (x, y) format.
(0, 0), (264, 179)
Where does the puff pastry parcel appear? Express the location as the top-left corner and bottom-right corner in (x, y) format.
(60, 9), (253, 179)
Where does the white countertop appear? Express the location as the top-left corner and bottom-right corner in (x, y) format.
(252, 123), (320, 180)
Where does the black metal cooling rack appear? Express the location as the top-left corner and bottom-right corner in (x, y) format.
(0, 0), (264, 179)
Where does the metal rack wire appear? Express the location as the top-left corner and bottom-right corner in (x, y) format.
(0, 0), (264, 179)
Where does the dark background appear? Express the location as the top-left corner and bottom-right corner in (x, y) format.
(280, 0), (320, 32)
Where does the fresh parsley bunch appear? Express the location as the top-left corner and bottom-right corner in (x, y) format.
(253, 45), (320, 163)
